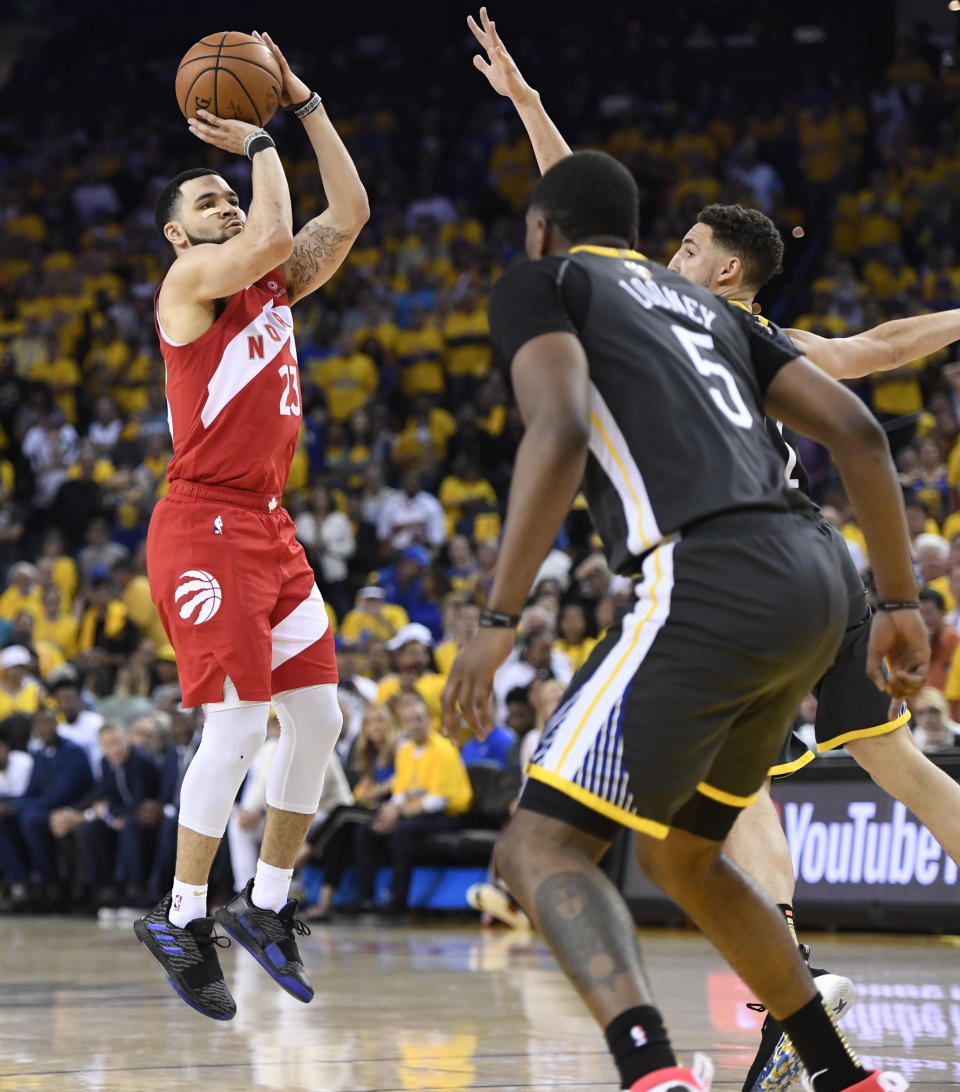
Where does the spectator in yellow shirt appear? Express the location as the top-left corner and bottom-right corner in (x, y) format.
(438, 456), (498, 538)
(375, 623), (447, 730)
(38, 529), (79, 604)
(442, 286), (491, 399)
(308, 332), (378, 422)
(0, 645), (43, 719)
(396, 308), (445, 399)
(352, 690), (472, 913)
(340, 586), (409, 645)
(553, 602), (598, 682)
(33, 586), (79, 659)
(0, 562), (42, 622)
(112, 556), (167, 648)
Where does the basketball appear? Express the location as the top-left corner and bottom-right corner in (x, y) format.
(176, 31), (282, 126)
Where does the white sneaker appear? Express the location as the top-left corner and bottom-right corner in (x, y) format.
(466, 882), (532, 930)
(750, 971), (856, 1090)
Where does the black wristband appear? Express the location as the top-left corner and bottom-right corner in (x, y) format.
(479, 608), (520, 629)
(876, 600), (920, 611)
(243, 130), (275, 159)
(285, 91), (322, 119)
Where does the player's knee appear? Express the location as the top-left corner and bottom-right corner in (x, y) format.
(636, 828), (721, 891)
(267, 684), (341, 814)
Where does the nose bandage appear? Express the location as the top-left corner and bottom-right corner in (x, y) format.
(200, 206), (222, 218)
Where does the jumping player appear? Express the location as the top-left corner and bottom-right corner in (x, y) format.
(466, 10), (960, 1087)
(134, 31), (368, 1019)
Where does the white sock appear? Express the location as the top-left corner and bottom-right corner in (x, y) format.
(251, 860), (294, 913)
(169, 879), (208, 928)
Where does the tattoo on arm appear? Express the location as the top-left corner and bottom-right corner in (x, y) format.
(284, 222), (353, 300)
(534, 870), (647, 999)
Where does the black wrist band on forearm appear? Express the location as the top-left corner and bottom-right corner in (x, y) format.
(285, 91), (322, 118)
(243, 130), (275, 159)
(479, 608), (520, 629)
(876, 600), (920, 611)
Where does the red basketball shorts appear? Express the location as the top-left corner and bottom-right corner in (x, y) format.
(146, 480), (338, 707)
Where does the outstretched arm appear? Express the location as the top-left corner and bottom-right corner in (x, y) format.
(785, 310), (960, 380)
(468, 7), (572, 173)
(256, 31), (369, 306)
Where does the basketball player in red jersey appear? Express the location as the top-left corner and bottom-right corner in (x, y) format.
(133, 31), (368, 1020)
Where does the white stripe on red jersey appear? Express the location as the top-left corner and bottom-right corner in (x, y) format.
(155, 270), (302, 495)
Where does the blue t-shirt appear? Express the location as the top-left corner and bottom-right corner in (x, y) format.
(461, 725), (517, 770)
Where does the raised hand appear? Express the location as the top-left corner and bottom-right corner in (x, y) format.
(467, 6), (536, 107)
(253, 30), (311, 109)
(187, 109), (263, 155)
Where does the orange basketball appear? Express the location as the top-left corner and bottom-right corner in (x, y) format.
(176, 32), (282, 126)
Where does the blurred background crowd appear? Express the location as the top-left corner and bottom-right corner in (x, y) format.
(1, 0), (960, 916)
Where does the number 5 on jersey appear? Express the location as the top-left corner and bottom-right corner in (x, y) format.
(278, 363), (302, 417)
(671, 324), (753, 430)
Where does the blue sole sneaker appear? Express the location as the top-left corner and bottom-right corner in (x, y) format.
(133, 893), (236, 1020)
(214, 879), (313, 1002)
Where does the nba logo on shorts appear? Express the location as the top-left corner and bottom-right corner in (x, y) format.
(175, 570), (223, 625)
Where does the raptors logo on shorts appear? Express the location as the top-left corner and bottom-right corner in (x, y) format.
(175, 570), (223, 625)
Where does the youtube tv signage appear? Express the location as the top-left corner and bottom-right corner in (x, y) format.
(619, 755), (960, 931)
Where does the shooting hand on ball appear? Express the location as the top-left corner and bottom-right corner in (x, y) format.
(187, 110), (262, 155)
(253, 30), (310, 108)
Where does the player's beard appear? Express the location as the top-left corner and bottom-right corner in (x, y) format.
(184, 222), (241, 246)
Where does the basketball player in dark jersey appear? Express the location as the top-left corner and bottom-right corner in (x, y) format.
(443, 146), (925, 1092)
(466, 12), (960, 1089)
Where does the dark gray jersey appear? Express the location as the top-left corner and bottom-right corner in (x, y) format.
(488, 245), (811, 574)
(725, 302), (814, 497)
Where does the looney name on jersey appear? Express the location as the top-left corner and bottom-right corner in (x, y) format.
(618, 276), (718, 332)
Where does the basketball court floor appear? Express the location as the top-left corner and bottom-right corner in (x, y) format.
(0, 918), (957, 1091)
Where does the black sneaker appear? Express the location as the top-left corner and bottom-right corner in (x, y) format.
(133, 894), (236, 1020)
(214, 879), (313, 1002)
(741, 945), (855, 1091)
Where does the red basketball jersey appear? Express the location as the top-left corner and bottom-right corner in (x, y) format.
(155, 269), (302, 495)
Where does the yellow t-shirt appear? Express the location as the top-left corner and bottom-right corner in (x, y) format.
(443, 308), (492, 378)
(393, 732), (473, 815)
(553, 637), (598, 677)
(395, 326), (445, 397)
(310, 352), (378, 421)
(0, 586), (42, 622)
(0, 679), (42, 719)
(339, 604), (409, 644)
(438, 475), (498, 536)
(34, 613), (79, 658)
(123, 575), (167, 648)
(375, 673), (447, 731)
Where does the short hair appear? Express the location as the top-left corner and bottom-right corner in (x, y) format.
(530, 151), (639, 246)
(154, 167), (218, 236)
(919, 587), (946, 612)
(696, 204), (784, 290)
(915, 532), (950, 561)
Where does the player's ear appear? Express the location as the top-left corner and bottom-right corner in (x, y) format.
(716, 253), (742, 288)
(164, 220), (187, 247)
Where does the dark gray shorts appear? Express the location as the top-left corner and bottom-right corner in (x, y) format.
(770, 520), (908, 777)
(521, 511), (849, 842)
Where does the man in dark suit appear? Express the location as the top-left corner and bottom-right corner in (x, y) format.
(0, 707), (94, 907)
(148, 708), (201, 899)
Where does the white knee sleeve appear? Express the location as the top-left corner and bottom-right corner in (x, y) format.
(267, 684), (343, 815)
(178, 678), (270, 838)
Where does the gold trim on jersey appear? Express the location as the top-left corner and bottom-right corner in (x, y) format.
(526, 765), (670, 840)
(696, 781), (759, 808)
(726, 297), (769, 325)
(769, 749), (817, 778)
(816, 708), (910, 753)
(569, 244), (649, 261)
